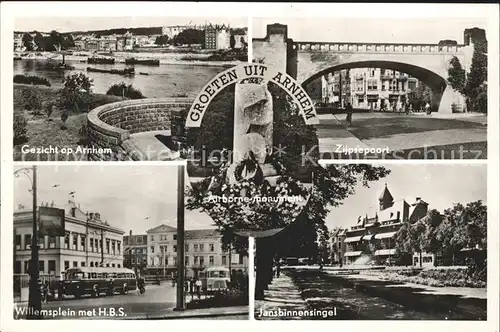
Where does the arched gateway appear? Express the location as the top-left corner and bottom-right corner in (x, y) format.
(253, 23), (475, 113)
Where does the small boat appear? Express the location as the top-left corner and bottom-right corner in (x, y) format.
(172, 93), (188, 98)
(87, 57), (115, 64)
(125, 57), (160, 66)
(139, 72), (149, 75)
(86, 67), (135, 76)
(80, 60), (87, 63)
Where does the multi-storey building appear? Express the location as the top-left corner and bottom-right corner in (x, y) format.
(316, 68), (419, 110)
(342, 184), (428, 265)
(99, 36), (117, 52)
(13, 200), (125, 278)
(204, 24), (231, 50)
(162, 25), (203, 39)
(146, 224), (248, 277)
(329, 228), (347, 264)
(14, 33), (25, 52)
(123, 233), (148, 274)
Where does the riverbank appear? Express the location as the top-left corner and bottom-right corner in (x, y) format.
(13, 51), (242, 67)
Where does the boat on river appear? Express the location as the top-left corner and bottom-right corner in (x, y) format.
(125, 58), (160, 66)
(86, 67), (135, 76)
(87, 57), (115, 64)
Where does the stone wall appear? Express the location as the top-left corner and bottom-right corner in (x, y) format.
(87, 98), (192, 161)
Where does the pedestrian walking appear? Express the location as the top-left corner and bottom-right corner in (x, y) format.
(195, 278), (202, 299)
(42, 281), (49, 303)
(425, 102), (431, 115)
(345, 102), (353, 126)
(189, 277), (194, 300)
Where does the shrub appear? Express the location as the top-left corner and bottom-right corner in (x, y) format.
(60, 111), (69, 130)
(45, 102), (54, 119)
(14, 74), (51, 87)
(14, 114), (28, 145)
(59, 73), (94, 113)
(106, 82), (145, 99)
(21, 88), (43, 113)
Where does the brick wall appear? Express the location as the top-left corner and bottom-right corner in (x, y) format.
(87, 98), (192, 161)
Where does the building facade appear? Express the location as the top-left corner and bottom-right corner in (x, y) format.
(315, 68), (419, 110)
(205, 24), (231, 50)
(329, 228), (347, 265)
(13, 200), (125, 278)
(146, 224), (248, 277)
(342, 184), (429, 265)
(123, 234), (148, 274)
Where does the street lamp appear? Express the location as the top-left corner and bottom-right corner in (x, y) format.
(14, 166), (41, 319)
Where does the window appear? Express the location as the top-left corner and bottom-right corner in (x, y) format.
(367, 80), (378, 91)
(136, 236), (143, 244)
(15, 235), (21, 249)
(222, 256), (227, 266)
(160, 245), (164, 253)
(117, 241), (121, 254)
(25, 234), (32, 249)
(151, 246), (154, 254)
(165, 257), (169, 266)
(80, 235), (86, 251)
(173, 257), (177, 265)
(423, 256), (433, 263)
(173, 245), (177, 252)
(49, 236), (56, 249)
(185, 256), (189, 266)
(200, 257), (204, 266)
(72, 234), (78, 250)
(112, 241), (116, 255)
(209, 256), (214, 265)
(194, 256), (199, 265)
(117, 264), (120, 268)
(99, 239), (103, 252)
(39, 260), (45, 273)
(209, 244), (214, 252)
(38, 235), (45, 249)
(151, 258), (154, 266)
(73, 261), (78, 268)
(199, 244), (204, 252)
(132, 258), (136, 264)
(48, 260), (56, 274)
(64, 261), (70, 270)
(90, 262), (94, 267)
(239, 254), (244, 264)
(81, 262), (86, 267)
(106, 239), (110, 254)
(90, 238), (94, 252)
(15, 261), (22, 273)
(112, 264), (115, 268)
(173, 234), (177, 240)
(150, 235), (154, 241)
(24, 261), (30, 273)
(185, 244), (189, 252)
(193, 244), (199, 252)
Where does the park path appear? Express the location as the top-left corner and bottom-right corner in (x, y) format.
(317, 114), (370, 155)
(254, 273), (308, 320)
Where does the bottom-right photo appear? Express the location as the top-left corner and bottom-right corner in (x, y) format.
(254, 163), (487, 320)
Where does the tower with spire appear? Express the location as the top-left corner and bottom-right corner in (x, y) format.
(378, 183), (394, 211)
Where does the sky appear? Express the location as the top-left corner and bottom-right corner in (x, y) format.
(14, 165), (215, 234)
(324, 164), (487, 230)
(14, 17), (247, 33)
(253, 17), (488, 44)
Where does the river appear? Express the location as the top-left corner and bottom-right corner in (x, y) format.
(14, 59), (225, 98)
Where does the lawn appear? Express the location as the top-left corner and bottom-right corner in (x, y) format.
(316, 114), (486, 140)
(13, 84), (124, 161)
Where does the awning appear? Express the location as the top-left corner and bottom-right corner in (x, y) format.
(374, 232), (397, 239)
(374, 249), (397, 256)
(344, 251), (362, 257)
(361, 234), (374, 241)
(344, 236), (362, 243)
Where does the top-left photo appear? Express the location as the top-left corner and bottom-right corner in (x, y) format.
(12, 16), (248, 161)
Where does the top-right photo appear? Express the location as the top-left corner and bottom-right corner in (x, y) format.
(252, 17), (488, 160)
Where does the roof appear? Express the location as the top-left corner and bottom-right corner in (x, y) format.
(185, 229), (220, 239)
(378, 184), (394, 203)
(147, 224), (177, 233)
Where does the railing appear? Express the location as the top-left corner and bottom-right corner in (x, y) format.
(294, 42), (465, 54)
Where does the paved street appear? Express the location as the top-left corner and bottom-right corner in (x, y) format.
(14, 283), (177, 319)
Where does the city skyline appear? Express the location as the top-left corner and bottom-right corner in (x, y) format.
(14, 17), (248, 33)
(324, 164), (487, 230)
(253, 17), (487, 44)
(14, 165), (215, 235)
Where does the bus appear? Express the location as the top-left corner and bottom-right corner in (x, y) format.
(198, 266), (230, 293)
(60, 267), (137, 299)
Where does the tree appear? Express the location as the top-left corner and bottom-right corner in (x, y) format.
(154, 35), (170, 45)
(59, 73), (94, 112)
(33, 31), (46, 51)
(464, 30), (487, 113)
(408, 81), (431, 110)
(172, 29), (204, 46)
(106, 82), (145, 99)
(448, 56), (466, 93)
(229, 35), (236, 49)
(22, 33), (34, 51)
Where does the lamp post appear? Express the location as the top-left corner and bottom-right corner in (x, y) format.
(174, 164), (185, 311)
(14, 166), (41, 319)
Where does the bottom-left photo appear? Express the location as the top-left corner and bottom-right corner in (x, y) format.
(12, 164), (249, 320)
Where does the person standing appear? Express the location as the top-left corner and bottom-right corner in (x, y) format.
(189, 277), (194, 300)
(345, 103), (353, 126)
(195, 278), (202, 299)
(425, 102), (431, 115)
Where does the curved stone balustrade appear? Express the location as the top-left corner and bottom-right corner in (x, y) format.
(87, 98), (193, 161)
(295, 42), (464, 54)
